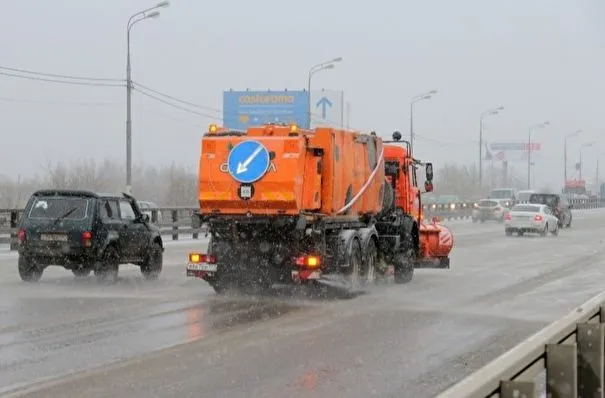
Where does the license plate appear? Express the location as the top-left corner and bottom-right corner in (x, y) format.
(40, 234), (68, 242)
(187, 263), (217, 272)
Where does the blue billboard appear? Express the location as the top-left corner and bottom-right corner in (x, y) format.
(223, 90), (309, 130)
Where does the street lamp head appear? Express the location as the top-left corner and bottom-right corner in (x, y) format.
(330, 57), (343, 63)
(146, 10), (160, 18)
(156, 1), (170, 7)
(323, 64), (335, 70)
(429, 89), (438, 95)
(496, 106), (504, 111)
(542, 121), (550, 127)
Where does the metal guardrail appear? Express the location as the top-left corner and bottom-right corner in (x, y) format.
(435, 291), (605, 398)
(1, 199), (603, 250)
(423, 198), (605, 221)
(0, 207), (204, 251)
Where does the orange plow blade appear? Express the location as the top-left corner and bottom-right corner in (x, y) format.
(416, 220), (453, 269)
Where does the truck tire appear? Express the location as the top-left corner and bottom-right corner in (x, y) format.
(393, 252), (414, 284)
(340, 238), (363, 297)
(18, 256), (43, 283)
(95, 246), (119, 283)
(361, 239), (378, 288)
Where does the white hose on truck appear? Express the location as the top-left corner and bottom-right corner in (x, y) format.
(335, 147), (385, 215)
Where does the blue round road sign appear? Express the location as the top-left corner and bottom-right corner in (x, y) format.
(227, 140), (271, 184)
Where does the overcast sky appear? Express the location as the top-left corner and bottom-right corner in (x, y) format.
(1, 0), (604, 190)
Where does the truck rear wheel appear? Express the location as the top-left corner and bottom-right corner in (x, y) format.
(361, 239), (378, 288)
(394, 252), (414, 284)
(340, 239), (363, 296)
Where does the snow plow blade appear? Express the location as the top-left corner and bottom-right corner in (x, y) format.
(415, 221), (453, 269)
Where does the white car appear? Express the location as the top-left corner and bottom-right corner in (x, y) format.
(137, 201), (163, 225)
(503, 204), (559, 237)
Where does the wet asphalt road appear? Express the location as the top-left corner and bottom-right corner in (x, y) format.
(2, 210), (605, 398)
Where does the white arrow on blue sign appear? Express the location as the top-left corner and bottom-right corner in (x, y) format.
(227, 140), (271, 184)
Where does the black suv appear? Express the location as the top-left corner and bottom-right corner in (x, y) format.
(528, 193), (573, 228)
(16, 189), (164, 283)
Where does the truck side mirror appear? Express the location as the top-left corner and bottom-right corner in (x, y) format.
(424, 181), (434, 192)
(425, 163), (433, 181)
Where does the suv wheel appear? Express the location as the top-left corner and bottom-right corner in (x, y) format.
(72, 267), (92, 278)
(141, 242), (163, 280)
(18, 256), (43, 283)
(95, 246), (119, 283)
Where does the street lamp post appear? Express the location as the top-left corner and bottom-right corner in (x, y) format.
(597, 153), (605, 202)
(579, 141), (596, 179)
(307, 57), (342, 128)
(478, 106), (504, 190)
(564, 129), (581, 185)
(409, 90), (437, 154)
(125, 1), (169, 195)
(526, 121), (549, 189)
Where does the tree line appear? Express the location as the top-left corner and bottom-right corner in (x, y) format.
(0, 159), (197, 209)
(0, 158), (534, 209)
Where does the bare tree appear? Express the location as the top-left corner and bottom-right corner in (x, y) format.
(0, 158), (198, 208)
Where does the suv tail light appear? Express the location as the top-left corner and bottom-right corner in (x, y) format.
(17, 228), (26, 244)
(188, 253), (216, 264)
(534, 214), (543, 221)
(81, 231), (93, 247)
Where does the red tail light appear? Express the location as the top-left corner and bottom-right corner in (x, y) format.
(188, 253), (216, 264)
(534, 214), (543, 221)
(17, 228), (26, 244)
(504, 213), (511, 220)
(295, 255), (321, 268)
(81, 231), (93, 247)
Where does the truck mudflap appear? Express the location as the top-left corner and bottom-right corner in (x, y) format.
(416, 221), (453, 269)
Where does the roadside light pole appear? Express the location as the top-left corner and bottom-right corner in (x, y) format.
(527, 121), (549, 189)
(579, 141), (596, 179)
(597, 153), (605, 202)
(564, 130), (581, 185)
(307, 57), (342, 129)
(125, 1), (169, 195)
(478, 106), (504, 190)
(409, 89), (437, 155)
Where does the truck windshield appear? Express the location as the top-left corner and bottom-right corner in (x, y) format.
(27, 197), (90, 220)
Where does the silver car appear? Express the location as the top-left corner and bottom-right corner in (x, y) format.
(472, 199), (508, 223)
(503, 204), (559, 237)
(137, 201), (163, 225)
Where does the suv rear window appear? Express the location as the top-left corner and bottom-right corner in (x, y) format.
(478, 200), (497, 207)
(529, 194), (558, 206)
(27, 197), (90, 220)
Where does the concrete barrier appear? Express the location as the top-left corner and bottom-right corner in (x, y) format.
(435, 290), (605, 397)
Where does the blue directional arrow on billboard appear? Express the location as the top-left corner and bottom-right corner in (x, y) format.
(316, 96), (332, 119)
(227, 140), (271, 184)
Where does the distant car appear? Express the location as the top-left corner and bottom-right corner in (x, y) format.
(528, 193), (572, 228)
(504, 203), (559, 237)
(488, 187), (518, 204)
(138, 200), (163, 225)
(435, 195), (462, 217)
(16, 189), (164, 283)
(472, 198), (508, 222)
